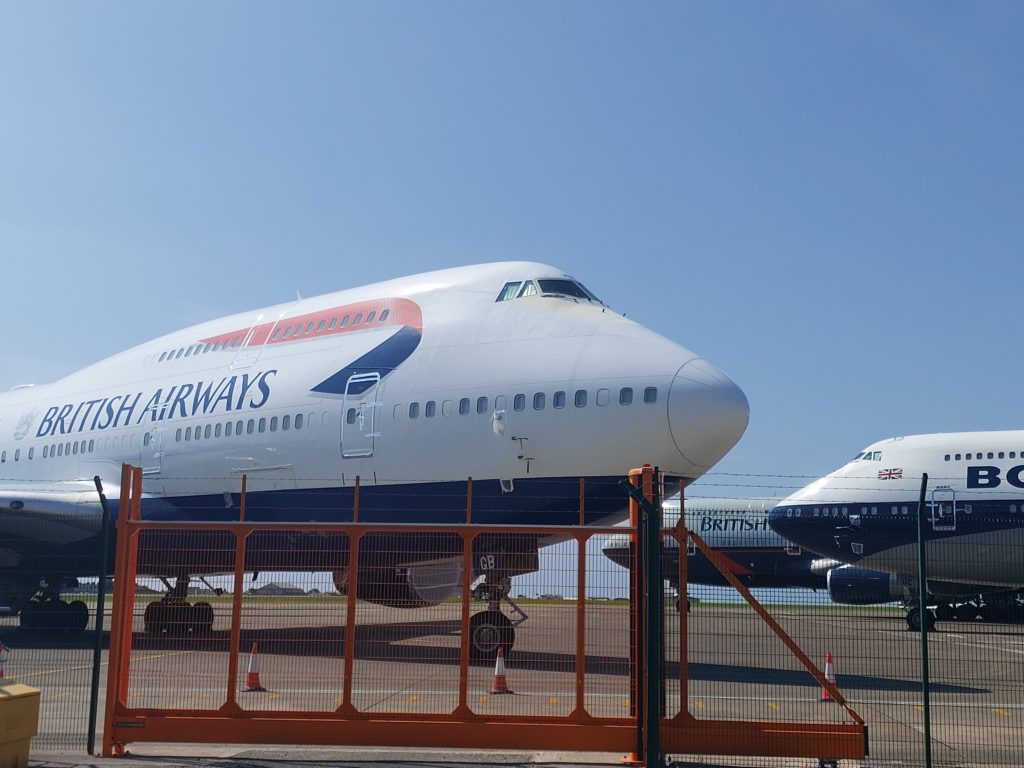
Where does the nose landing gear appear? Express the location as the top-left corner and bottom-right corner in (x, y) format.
(469, 576), (527, 661)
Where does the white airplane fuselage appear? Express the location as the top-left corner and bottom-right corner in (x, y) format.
(0, 262), (749, 582)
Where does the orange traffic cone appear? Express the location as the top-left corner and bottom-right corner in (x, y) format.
(0, 641), (7, 680)
(820, 651), (836, 702)
(490, 645), (513, 695)
(242, 641), (267, 692)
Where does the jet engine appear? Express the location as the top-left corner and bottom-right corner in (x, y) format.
(333, 560), (462, 608)
(827, 565), (908, 605)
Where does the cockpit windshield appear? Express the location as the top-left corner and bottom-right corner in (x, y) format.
(851, 450), (882, 461)
(495, 277), (603, 304)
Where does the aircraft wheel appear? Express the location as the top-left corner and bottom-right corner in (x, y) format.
(468, 610), (514, 661)
(144, 601), (166, 635)
(67, 600), (90, 632)
(192, 602), (214, 635)
(936, 603), (954, 621)
(907, 607), (935, 632)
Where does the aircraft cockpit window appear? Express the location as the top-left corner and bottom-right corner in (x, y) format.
(518, 281), (538, 298)
(496, 282), (522, 302)
(537, 279), (601, 303)
(872, 451), (882, 460)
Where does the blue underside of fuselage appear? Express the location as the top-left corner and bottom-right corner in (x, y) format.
(770, 500), (1024, 563)
(142, 475), (629, 526)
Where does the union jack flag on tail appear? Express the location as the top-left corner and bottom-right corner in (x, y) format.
(878, 468), (903, 480)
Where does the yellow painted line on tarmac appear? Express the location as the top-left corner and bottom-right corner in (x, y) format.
(994, 708), (1011, 718)
(915, 705), (924, 712)
(408, 695), (418, 702)
(15, 650), (193, 681)
(694, 700), (705, 710)
(767, 702), (780, 711)
(549, 696), (558, 705)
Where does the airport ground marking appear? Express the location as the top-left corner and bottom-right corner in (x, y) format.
(14, 649), (193, 681)
(993, 708), (1011, 717)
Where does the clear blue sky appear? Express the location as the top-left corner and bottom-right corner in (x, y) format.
(3, 2), (1023, 502)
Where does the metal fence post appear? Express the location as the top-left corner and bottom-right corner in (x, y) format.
(916, 472), (933, 768)
(87, 476), (113, 755)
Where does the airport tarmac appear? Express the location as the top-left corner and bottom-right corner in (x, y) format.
(5, 599), (1024, 767)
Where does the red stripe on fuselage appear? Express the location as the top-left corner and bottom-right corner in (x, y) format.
(200, 298), (423, 349)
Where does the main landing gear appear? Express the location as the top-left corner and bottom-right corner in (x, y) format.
(143, 574), (216, 637)
(19, 579), (90, 632)
(469, 576), (527, 661)
(905, 606), (936, 632)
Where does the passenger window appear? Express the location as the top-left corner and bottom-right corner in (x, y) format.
(272, 329), (282, 340)
(282, 415), (291, 431)
(514, 394), (526, 411)
(477, 396), (489, 414)
(496, 282), (522, 302)
(28, 447), (33, 460)
(175, 348), (185, 359)
(175, 429), (182, 442)
(204, 424), (212, 439)
(643, 387), (657, 404)
(1012, 452), (1017, 459)
(43, 446), (49, 458)
(247, 419), (255, 435)
(305, 321), (315, 334)
(575, 390), (587, 407)
(596, 388), (610, 406)
(425, 401), (436, 418)
(215, 423), (223, 437)
(442, 400), (454, 417)
(143, 432), (151, 447)
(409, 403), (420, 419)
(532, 393), (545, 410)
(353, 313), (363, 325)
(347, 409), (357, 424)
(295, 413), (304, 429)
(379, 309), (390, 322)
(329, 317), (338, 330)
(159, 352), (167, 362)
(999, 452), (1006, 459)
(988, 452), (994, 459)
(459, 398), (470, 415)
(258, 418), (266, 433)
(317, 319), (326, 331)
(619, 387), (633, 405)
(944, 454), (950, 461)
(955, 453), (961, 460)
(184, 428), (192, 442)
(553, 391), (566, 409)
(184, 346), (194, 358)
(226, 422), (233, 437)
(341, 315), (351, 327)
(366, 310), (376, 324)
(284, 326), (294, 338)
(14, 448), (21, 460)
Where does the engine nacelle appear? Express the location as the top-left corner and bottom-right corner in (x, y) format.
(827, 565), (907, 605)
(333, 560), (462, 608)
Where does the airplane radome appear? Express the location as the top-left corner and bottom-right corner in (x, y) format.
(0, 262), (748, 653)
(769, 431), (1024, 631)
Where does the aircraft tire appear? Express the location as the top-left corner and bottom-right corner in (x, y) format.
(67, 600), (90, 632)
(955, 604), (979, 622)
(192, 602), (214, 635)
(907, 607), (936, 632)
(936, 604), (954, 621)
(468, 610), (514, 662)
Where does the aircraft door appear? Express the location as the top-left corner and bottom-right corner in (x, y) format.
(141, 427), (163, 476)
(341, 372), (382, 458)
(929, 487), (957, 531)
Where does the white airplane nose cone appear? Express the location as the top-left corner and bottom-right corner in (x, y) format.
(668, 358), (749, 471)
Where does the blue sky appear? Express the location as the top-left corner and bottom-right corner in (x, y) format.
(3, 2), (1023, 503)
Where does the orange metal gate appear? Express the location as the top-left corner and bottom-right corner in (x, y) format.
(103, 465), (867, 763)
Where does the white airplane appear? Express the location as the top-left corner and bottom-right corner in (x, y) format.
(0, 262), (748, 655)
(769, 431), (1024, 630)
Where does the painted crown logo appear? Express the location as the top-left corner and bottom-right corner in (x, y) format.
(14, 408), (37, 441)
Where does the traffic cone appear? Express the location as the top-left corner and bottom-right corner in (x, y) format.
(490, 645), (513, 695)
(820, 651), (836, 702)
(0, 641), (7, 680)
(242, 641), (267, 692)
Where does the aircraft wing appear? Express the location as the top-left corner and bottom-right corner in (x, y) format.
(0, 480), (108, 547)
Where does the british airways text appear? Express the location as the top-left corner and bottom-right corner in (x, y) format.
(699, 516), (769, 532)
(34, 370), (277, 438)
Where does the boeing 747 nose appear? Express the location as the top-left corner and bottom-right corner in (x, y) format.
(668, 357), (750, 476)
